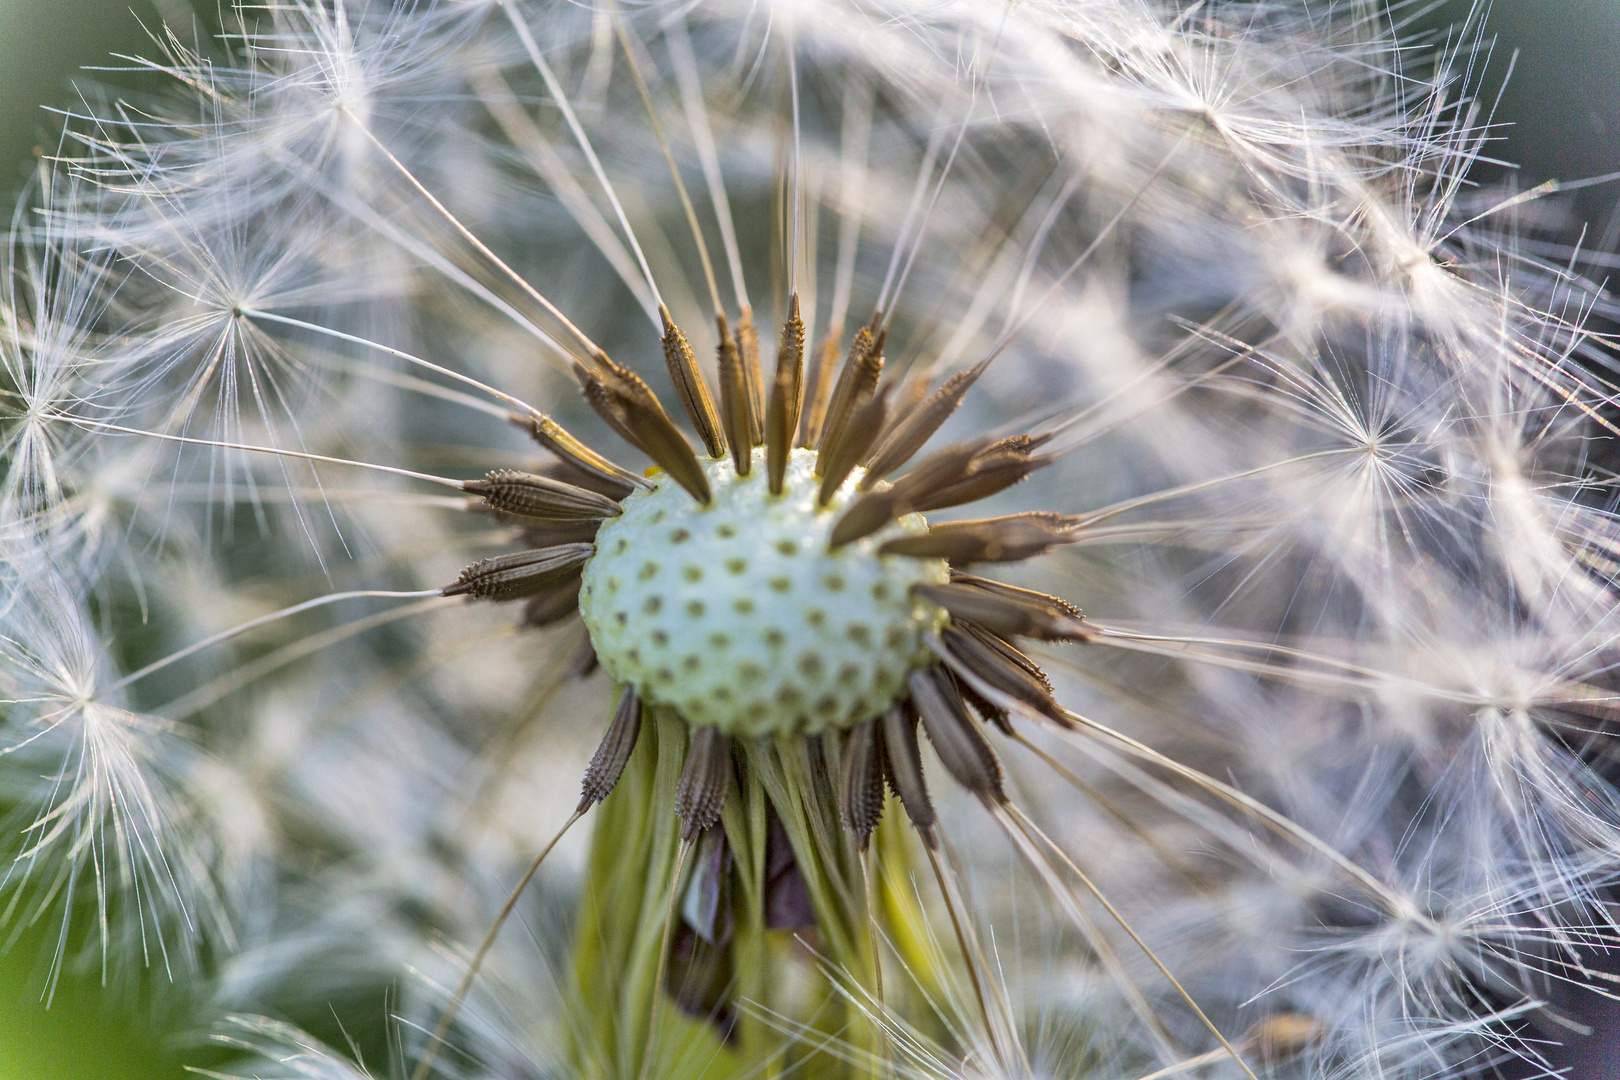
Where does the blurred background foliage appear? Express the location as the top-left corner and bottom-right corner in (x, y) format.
(0, 0), (1616, 1077)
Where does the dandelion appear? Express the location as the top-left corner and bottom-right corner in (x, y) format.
(4, 1), (1619, 1079)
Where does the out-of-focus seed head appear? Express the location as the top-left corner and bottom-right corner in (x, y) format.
(579, 447), (948, 735)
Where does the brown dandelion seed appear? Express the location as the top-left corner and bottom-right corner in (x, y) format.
(881, 700), (938, 847)
(660, 305), (726, 459)
(715, 312), (757, 474)
(579, 686), (645, 811)
(463, 469), (624, 521)
(576, 356), (711, 502)
(817, 382), (893, 505)
(881, 512), (1078, 564)
(444, 543), (595, 601)
(838, 716), (889, 849)
(674, 726), (734, 840)
(815, 317), (884, 480)
(908, 667), (1005, 804)
(798, 332), (843, 449)
(734, 307), (767, 446)
(522, 576), (585, 628)
(520, 411), (645, 497)
(767, 294), (806, 495)
(916, 579), (1088, 641)
(829, 437), (997, 548)
(935, 624), (1065, 724)
(861, 358), (990, 484)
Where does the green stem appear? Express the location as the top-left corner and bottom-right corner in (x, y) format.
(569, 716), (949, 1080)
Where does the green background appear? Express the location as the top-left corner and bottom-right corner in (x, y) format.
(0, 924), (184, 1077)
(0, 0), (1616, 1077)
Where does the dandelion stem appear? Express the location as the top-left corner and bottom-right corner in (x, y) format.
(48, 416), (470, 490)
(329, 357), (515, 421)
(239, 310), (542, 417)
(635, 837), (692, 1080)
(922, 841), (1027, 1076)
(503, 0), (665, 319)
(1007, 731), (1210, 887)
(666, 14), (750, 313)
(981, 134), (1189, 366)
(609, 3), (724, 320)
(411, 808), (587, 1080)
(1001, 803), (1259, 1080)
(304, 167), (575, 364)
(879, 2), (1006, 334)
(341, 107), (609, 365)
(470, 66), (659, 322)
(786, 38), (802, 297)
(970, 787), (1180, 1065)
(160, 596), (458, 722)
(1127, 1046), (1235, 1080)
(875, 125), (947, 320)
(1055, 708), (1436, 930)
(1074, 622), (1495, 709)
(1068, 447), (1364, 529)
(102, 590), (445, 698)
(859, 845), (894, 1078)
(827, 79), (872, 339)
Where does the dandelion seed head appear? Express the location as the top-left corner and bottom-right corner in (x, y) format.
(3, 0), (1619, 1076)
(581, 448), (948, 736)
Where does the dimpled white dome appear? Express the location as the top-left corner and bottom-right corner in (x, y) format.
(579, 447), (949, 736)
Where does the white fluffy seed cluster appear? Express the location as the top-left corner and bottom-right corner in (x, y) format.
(579, 448), (950, 736)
